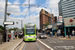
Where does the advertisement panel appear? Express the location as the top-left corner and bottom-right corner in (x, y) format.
(58, 16), (63, 22)
(64, 17), (75, 26)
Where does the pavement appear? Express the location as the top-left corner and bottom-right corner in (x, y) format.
(47, 35), (75, 40)
(38, 32), (75, 40)
(0, 39), (23, 50)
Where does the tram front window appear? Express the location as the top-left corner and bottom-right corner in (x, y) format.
(26, 29), (35, 34)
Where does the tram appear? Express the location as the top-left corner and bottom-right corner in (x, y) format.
(23, 24), (37, 41)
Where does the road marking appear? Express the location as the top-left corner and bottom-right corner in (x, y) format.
(35, 42), (40, 50)
(50, 41), (53, 43)
(52, 41), (56, 43)
(12, 39), (23, 50)
(19, 42), (25, 50)
(54, 46), (75, 49)
(37, 39), (53, 50)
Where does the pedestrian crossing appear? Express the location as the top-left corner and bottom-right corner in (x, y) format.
(47, 40), (63, 43)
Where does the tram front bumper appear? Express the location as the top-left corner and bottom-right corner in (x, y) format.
(25, 38), (36, 41)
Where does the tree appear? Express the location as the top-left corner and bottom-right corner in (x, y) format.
(44, 22), (51, 28)
(9, 27), (18, 32)
(0, 25), (4, 31)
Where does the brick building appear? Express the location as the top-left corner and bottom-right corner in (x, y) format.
(40, 9), (55, 30)
(53, 16), (57, 23)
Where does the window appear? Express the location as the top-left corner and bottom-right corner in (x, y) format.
(45, 11), (48, 14)
(26, 29), (35, 34)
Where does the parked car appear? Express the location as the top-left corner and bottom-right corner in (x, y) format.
(39, 33), (47, 38)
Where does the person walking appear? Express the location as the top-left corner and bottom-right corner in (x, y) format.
(63, 31), (65, 38)
(68, 31), (71, 38)
(57, 29), (61, 37)
(8, 33), (11, 42)
(50, 31), (52, 37)
(14, 32), (17, 39)
(55, 32), (57, 37)
(49, 31), (51, 36)
(72, 30), (74, 36)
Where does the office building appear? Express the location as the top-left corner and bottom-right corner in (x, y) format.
(58, 0), (75, 18)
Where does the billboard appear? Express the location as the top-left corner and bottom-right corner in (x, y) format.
(64, 17), (75, 26)
(58, 16), (63, 22)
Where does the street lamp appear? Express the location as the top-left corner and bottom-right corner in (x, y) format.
(45, 7), (53, 37)
(6, 13), (11, 21)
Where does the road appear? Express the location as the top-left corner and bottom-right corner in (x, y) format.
(37, 35), (75, 50)
(16, 40), (50, 50)
(16, 33), (75, 50)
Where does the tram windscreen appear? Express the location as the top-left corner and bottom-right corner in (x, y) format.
(26, 29), (35, 34)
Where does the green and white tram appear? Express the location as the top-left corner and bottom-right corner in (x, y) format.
(24, 24), (37, 41)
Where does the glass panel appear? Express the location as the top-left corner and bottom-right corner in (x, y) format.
(26, 29), (35, 34)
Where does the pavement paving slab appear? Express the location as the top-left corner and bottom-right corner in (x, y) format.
(0, 39), (23, 50)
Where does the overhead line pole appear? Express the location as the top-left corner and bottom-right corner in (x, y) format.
(4, 0), (8, 42)
(29, 0), (30, 22)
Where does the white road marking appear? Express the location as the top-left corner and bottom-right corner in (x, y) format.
(49, 40), (56, 43)
(54, 46), (75, 49)
(12, 40), (23, 50)
(37, 39), (54, 50)
(52, 41), (56, 43)
(50, 41), (53, 43)
(61, 41), (63, 42)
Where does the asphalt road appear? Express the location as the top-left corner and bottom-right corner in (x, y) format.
(16, 41), (50, 50)
(37, 35), (75, 50)
(16, 32), (75, 50)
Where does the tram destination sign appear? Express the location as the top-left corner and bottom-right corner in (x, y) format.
(3, 21), (14, 25)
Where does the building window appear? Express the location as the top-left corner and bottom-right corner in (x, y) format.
(45, 11), (48, 14)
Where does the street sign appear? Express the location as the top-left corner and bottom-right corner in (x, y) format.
(3, 21), (14, 25)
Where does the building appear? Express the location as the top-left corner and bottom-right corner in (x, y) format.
(58, 0), (75, 18)
(40, 9), (54, 30)
(58, 0), (75, 36)
(54, 16), (57, 23)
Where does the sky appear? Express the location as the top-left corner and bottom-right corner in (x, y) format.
(0, 0), (60, 29)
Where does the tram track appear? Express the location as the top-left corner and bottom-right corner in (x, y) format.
(22, 42), (40, 50)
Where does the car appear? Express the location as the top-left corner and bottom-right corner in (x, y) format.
(39, 33), (47, 38)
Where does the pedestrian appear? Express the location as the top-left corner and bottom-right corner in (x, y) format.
(8, 33), (11, 41)
(14, 32), (17, 39)
(20, 32), (23, 38)
(68, 31), (71, 38)
(49, 31), (51, 36)
(72, 30), (74, 36)
(17, 33), (19, 39)
(3, 30), (7, 42)
(63, 31), (65, 38)
(55, 32), (57, 37)
(57, 29), (61, 37)
(50, 31), (52, 37)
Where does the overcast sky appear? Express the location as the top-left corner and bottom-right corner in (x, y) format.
(0, 0), (60, 29)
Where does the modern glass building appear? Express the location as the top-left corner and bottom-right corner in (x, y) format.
(58, 0), (75, 18)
